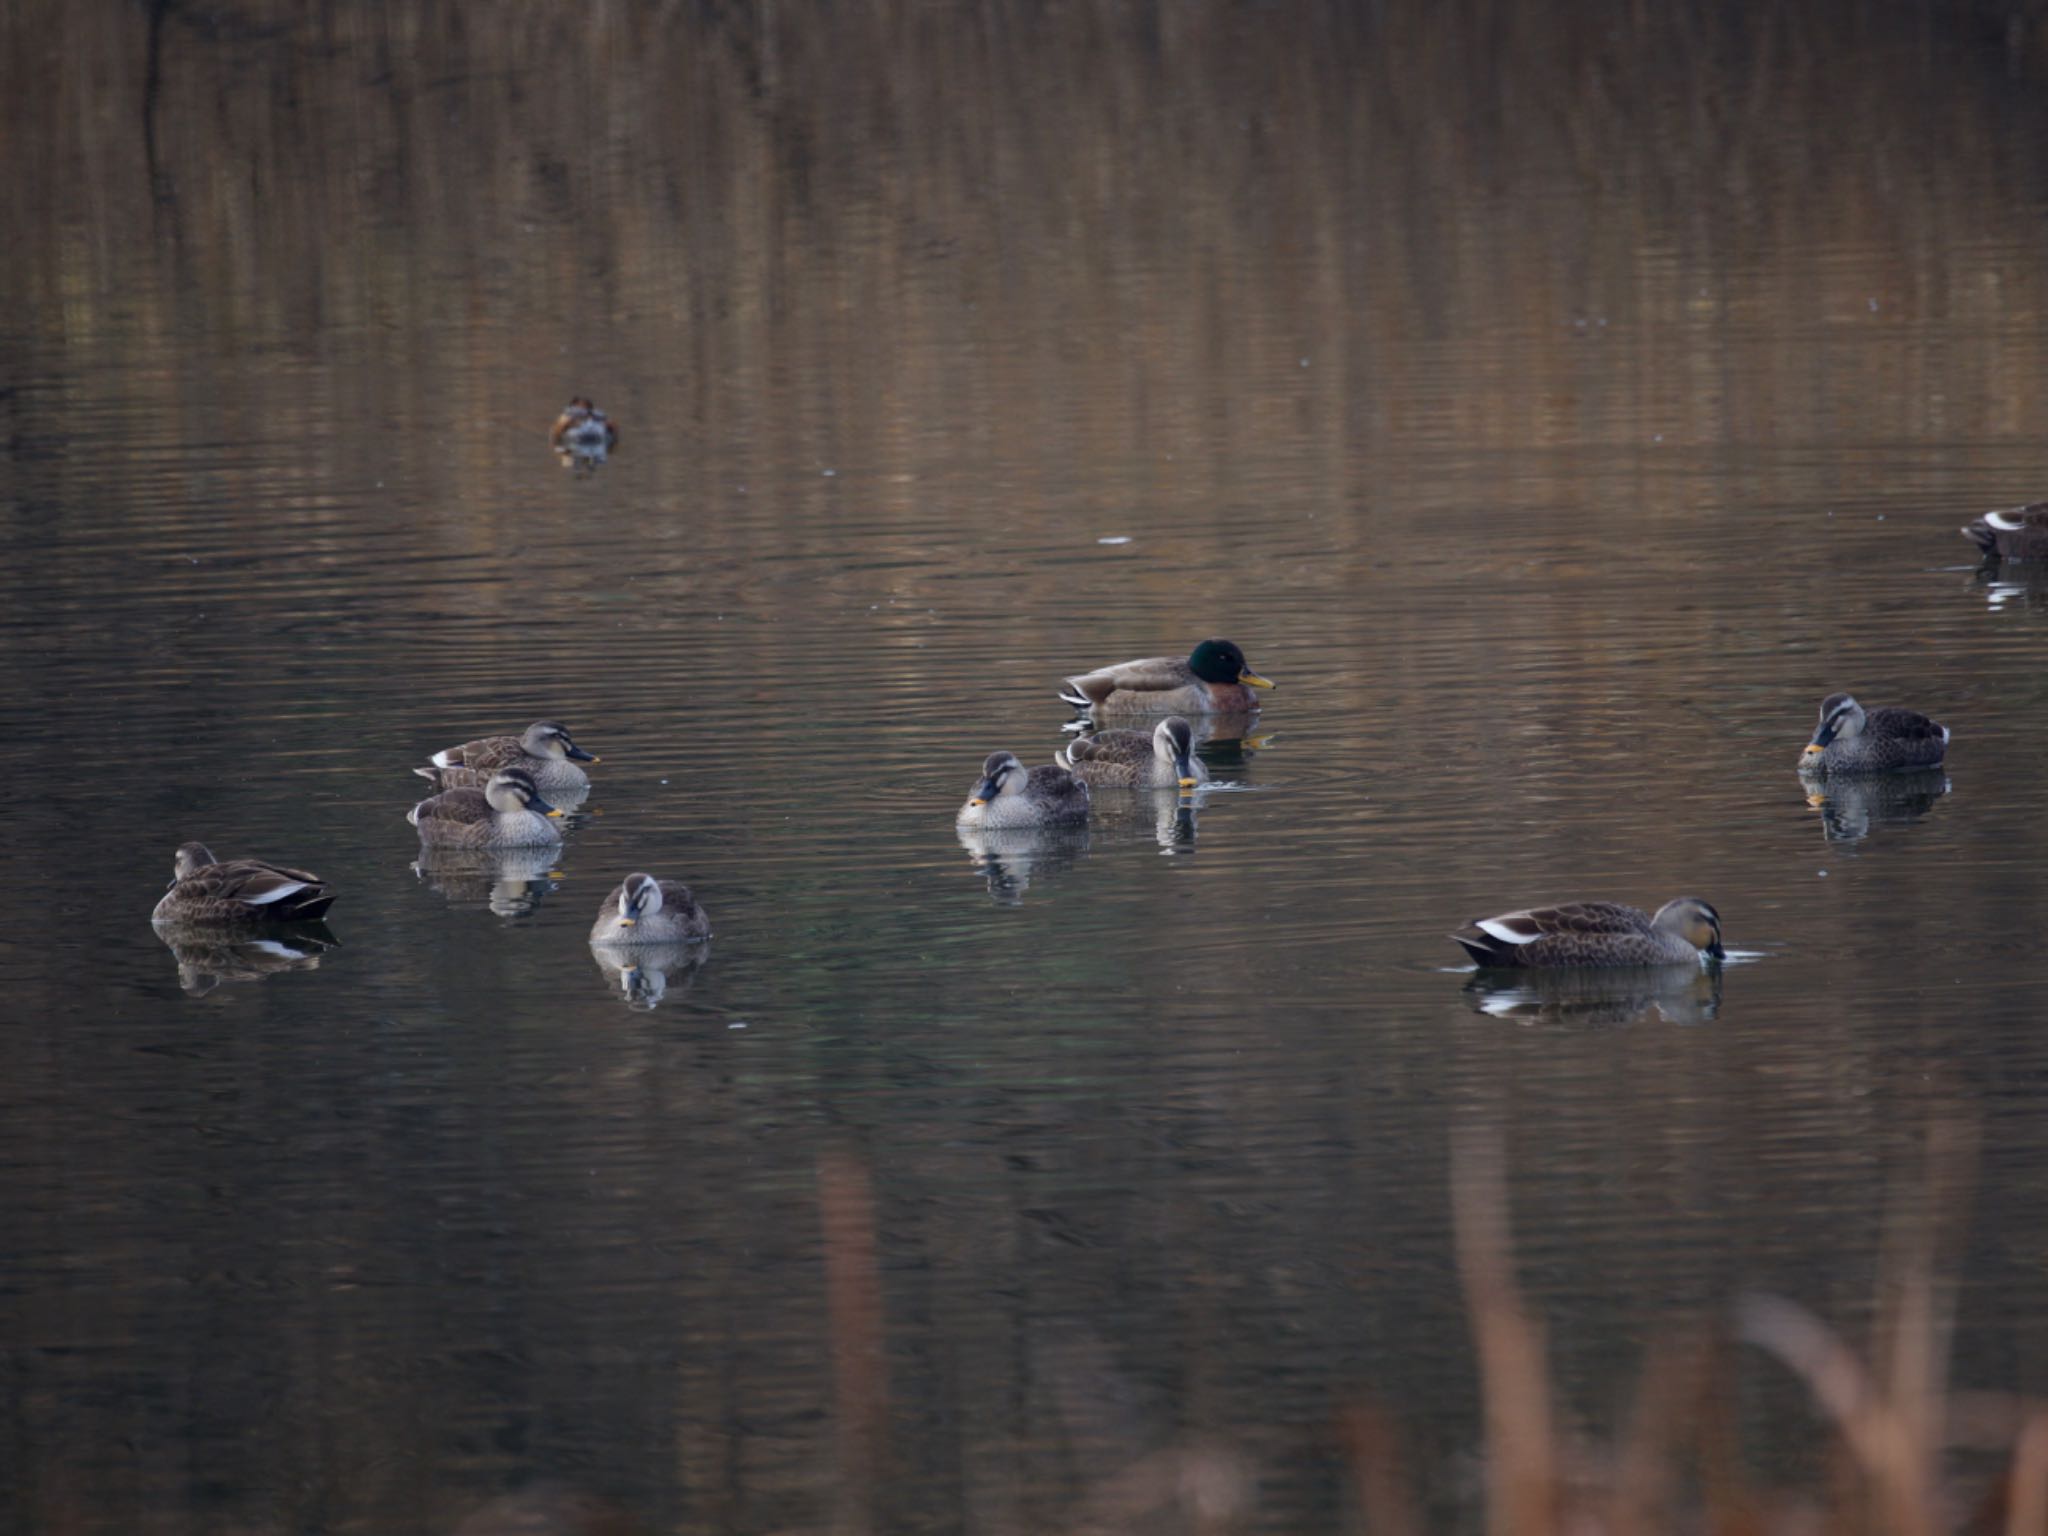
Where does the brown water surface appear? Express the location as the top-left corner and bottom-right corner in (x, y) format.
(7, 2), (2048, 1531)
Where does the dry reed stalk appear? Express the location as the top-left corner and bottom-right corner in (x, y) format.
(1452, 1126), (1559, 1536)
(819, 1149), (887, 1536)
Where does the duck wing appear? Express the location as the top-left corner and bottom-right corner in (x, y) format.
(431, 734), (520, 770)
(192, 858), (335, 921)
(1057, 656), (1189, 707)
(1059, 729), (1154, 767)
(410, 787), (492, 828)
(1025, 764), (1091, 813)
(1450, 901), (1649, 965)
(1865, 707), (1948, 745)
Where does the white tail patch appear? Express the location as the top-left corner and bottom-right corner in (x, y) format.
(431, 749), (457, 767)
(1477, 917), (1540, 945)
(1057, 686), (1091, 708)
(1986, 509), (2025, 531)
(1054, 747), (1074, 769)
(407, 802), (424, 825)
(243, 881), (310, 905)
(1941, 725), (1952, 744)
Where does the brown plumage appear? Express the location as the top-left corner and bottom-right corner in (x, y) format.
(1961, 503), (2048, 561)
(1451, 898), (1724, 969)
(589, 873), (712, 945)
(1800, 693), (1948, 775)
(1057, 717), (1208, 788)
(424, 720), (597, 793)
(409, 768), (564, 848)
(153, 842), (335, 925)
(1057, 639), (1275, 718)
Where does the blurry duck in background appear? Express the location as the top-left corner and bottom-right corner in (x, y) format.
(1961, 502), (2048, 562)
(551, 396), (619, 458)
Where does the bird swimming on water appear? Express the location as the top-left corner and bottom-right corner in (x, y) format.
(1057, 639), (1275, 718)
(1450, 898), (1724, 969)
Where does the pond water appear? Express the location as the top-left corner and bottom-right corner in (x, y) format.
(7, 2), (2048, 1531)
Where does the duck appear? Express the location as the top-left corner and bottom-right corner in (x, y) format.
(956, 751), (1091, 829)
(1800, 692), (1948, 775)
(1056, 716), (1208, 789)
(1057, 638), (1274, 717)
(589, 873), (712, 945)
(152, 842), (336, 925)
(420, 720), (597, 794)
(408, 767), (564, 848)
(1451, 898), (1724, 969)
(551, 397), (619, 451)
(1961, 503), (2048, 561)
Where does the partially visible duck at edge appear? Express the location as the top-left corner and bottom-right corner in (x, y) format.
(1057, 716), (1208, 789)
(153, 842), (336, 925)
(551, 396), (619, 452)
(589, 873), (712, 946)
(419, 720), (598, 795)
(956, 751), (1091, 829)
(1962, 502), (2048, 562)
(1451, 898), (1724, 970)
(1800, 692), (1949, 776)
(1057, 638), (1275, 717)
(409, 767), (565, 848)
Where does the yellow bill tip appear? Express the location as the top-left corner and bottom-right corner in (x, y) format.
(1803, 743), (1825, 755)
(1177, 776), (1201, 788)
(968, 797), (989, 807)
(617, 916), (636, 927)
(546, 808), (566, 817)
(1240, 671), (1276, 689)
(587, 755), (601, 764)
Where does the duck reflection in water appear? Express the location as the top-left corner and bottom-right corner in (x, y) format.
(1801, 767), (1951, 842)
(1464, 964), (1723, 1027)
(956, 825), (1091, 905)
(588, 941), (712, 1010)
(411, 846), (562, 917)
(154, 926), (338, 996)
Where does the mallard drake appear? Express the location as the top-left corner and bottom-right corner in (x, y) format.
(1800, 693), (1948, 775)
(589, 873), (712, 945)
(1451, 898), (1724, 969)
(153, 842), (336, 925)
(551, 397), (619, 451)
(1961, 503), (2048, 561)
(1057, 638), (1274, 717)
(957, 751), (1090, 829)
(408, 767), (564, 848)
(422, 720), (597, 794)
(1056, 716), (1208, 788)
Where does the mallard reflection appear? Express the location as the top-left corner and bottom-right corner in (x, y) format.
(588, 940), (712, 1010)
(411, 846), (562, 917)
(154, 925), (338, 996)
(1463, 964), (1723, 1027)
(956, 825), (1090, 905)
(1801, 768), (1950, 842)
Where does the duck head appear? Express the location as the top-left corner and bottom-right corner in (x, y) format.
(1187, 638), (1274, 690)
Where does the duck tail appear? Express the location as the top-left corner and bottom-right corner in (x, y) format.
(1961, 518), (1998, 556)
(1057, 682), (1092, 709)
(406, 801), (425, 826)
(1054, 745), (1075, 770)
(1450, 930), (1507, 967)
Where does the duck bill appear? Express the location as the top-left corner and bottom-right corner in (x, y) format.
(616, 916), (637, 928)
(1805, 726), (1836, 751)
(969, 778), (1001, 806)
(531, 795), (562, 817)
(1175, 755), (1199, 788)
(1239, 670), (1276, 689)
(567, 746), (598, 762)
(1706, 940), (1727, 960)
